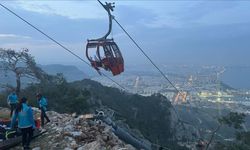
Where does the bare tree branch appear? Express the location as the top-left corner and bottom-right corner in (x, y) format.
(0, 48), (48, 95)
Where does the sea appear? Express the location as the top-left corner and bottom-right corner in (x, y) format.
(221, 66), (250, 90)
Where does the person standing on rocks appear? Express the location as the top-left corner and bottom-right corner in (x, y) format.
(7, 91), (18, 117)
(11, 97), (35, 150)
(36, 93), (50, 127)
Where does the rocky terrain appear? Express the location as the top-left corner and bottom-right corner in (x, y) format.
(0, 107), (135, 150)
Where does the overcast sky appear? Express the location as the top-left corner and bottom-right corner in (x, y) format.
(0, 0), (250, 69)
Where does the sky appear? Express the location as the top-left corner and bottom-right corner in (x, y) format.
(0, 0), (250, 71)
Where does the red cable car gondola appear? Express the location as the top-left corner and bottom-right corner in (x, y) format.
(86, 0), (124, 76)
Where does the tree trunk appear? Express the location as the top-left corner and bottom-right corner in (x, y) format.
(16, 73), (21, 96)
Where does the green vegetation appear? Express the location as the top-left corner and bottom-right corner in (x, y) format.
(1, 77), (184, 149)
(72, 80), (174, 146)
(1, 48), (248, 150)
(211, 113), (249, 150)
(19, 76), (91, 114)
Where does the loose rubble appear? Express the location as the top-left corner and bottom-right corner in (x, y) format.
(3, 108), (136, 150)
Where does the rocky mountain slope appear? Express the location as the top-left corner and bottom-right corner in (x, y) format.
(8, 79), (194, 149)
(1, 78), (202, 149)
(0, 107), (135, 150)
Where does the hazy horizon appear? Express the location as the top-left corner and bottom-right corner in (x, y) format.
(1, 1), (250, 69)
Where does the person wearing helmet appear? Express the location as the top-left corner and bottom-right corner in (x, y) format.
(11, 97), (35, 150)
(36, 93), (50, 127)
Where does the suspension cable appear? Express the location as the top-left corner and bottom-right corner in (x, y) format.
(113, 18), (185, 96)
(113, 3), (230, 146)
(1, 2), (223, 145)
(0, 3), (187, 127)
(113, 17), (224, 139)
(114, 17), (224, 122)
(113, 17), (189, 120)
(0, 3), (127, 91)
(112, 8), (193, 139)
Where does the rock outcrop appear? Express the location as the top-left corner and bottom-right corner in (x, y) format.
(33, 111), (136, 150)
(0, 107), (136, 150)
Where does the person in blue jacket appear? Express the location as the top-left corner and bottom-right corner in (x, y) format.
(11, 97), (35, 150)
(36, 93), (50, 127)
(7, 91), (18, 117)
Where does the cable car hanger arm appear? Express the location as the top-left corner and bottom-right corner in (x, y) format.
(94, 0), (115, 41)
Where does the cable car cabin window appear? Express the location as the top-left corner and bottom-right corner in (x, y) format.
(98, 46), (106, 60)
(86, 45), (101, 62)
(98, 46), (111, 70)
(103, 45), (114, 58)
(111, 43), (122, 59)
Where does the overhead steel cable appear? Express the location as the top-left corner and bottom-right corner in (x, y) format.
(114, 17), (220, 114)
(114, 19), (192, 136)
(0, 3), (127, 91)
(113, 17), (226, 139)
(1, 1), (221, 144)
(113, 18), (191, 123)
(113, 18), (186, 97)
(117, 14), (218, 125)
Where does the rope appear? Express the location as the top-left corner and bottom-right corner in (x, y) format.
(0, 3), (127, 91)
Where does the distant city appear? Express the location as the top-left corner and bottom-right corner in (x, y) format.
(1, 63), (249, 116)
(92, 65), (250, 115)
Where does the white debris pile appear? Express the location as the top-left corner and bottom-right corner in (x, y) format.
(31, 111), (136, 150)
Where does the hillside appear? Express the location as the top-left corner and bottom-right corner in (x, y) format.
(40, 64), (88, 82)
(0, 64), (88, 89)
(1, 73), (241, 149)
(2, 78), (250, 149)
(15, 79), (188, 149)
